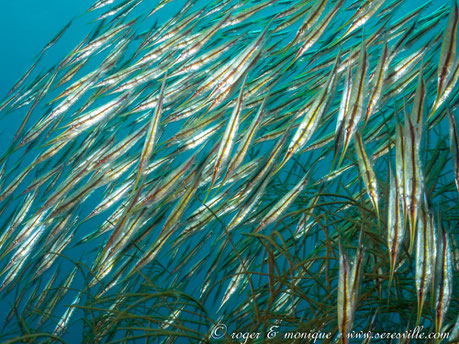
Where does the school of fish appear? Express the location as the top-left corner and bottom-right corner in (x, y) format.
(0, 0), (458, 342)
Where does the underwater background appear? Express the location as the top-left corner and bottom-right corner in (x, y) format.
(0, 0), (458, 343)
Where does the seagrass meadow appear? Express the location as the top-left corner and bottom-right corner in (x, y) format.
(0, 0), (458, 342)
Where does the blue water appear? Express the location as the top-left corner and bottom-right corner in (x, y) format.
(0, 1), (93, 95)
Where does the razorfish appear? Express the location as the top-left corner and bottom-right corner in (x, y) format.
(0, 0), (457, 341)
